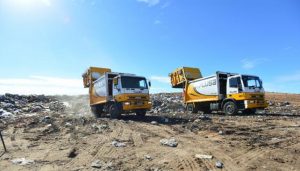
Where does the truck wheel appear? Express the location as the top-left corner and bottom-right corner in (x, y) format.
(186, 103), (198, 114)
(223, 101), (238, 115)
(136, 110), (146, 117)
(109, 103), (121, 119)
(91, 105), (103, 118)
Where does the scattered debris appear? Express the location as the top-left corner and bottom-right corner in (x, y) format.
(91, 160), (102, 168)
(216, 161), (224, 169)
(195, 154), (213, 159)
(65, 122), (72, 127)
(144, 155), (152, 161)
(41, 116), (52, 124)
(92, 124), (109, 132)
(67, 148), (78, 158)
(112, 140), (126, 147)
(199, 115), (212, 121)
(11, 158), (34, 165)
(160, 138), (178, 147)
(100, 124), (109, 129)
(151, 121), (158, 125)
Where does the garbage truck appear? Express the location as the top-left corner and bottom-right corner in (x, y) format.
(169, 67), (268, 115)
(83, 67), (152, 118)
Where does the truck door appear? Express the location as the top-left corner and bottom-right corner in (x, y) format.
(227, 76), (243, 95)
(112, 77), (122, 96)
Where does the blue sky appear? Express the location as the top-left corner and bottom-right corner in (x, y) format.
(0, 0), (299, 95)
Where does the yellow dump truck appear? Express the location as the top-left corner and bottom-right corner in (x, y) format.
(83, 67), (152, 118)
(169, 67), (268, 115)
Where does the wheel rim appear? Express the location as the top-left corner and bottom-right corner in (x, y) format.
(111, 106), (116, 113)
(226, 103), (235, 114)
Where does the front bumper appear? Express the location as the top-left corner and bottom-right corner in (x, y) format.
(244, 100), (268, 109)
(122, 101), (152, 111)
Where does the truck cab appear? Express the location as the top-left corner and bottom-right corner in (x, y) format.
(227, 75), (264, 94)
(169, 67), (268, 115)
(112, 74), (152, 115)
(83, 67), (151, 119)
(226, 74), (267, 113)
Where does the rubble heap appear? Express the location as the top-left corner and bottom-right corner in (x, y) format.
(267, 101), (300, 115)
(149, 93), (185, 114)
(0, 93), (65, 119)
(149, 93), (300, 115)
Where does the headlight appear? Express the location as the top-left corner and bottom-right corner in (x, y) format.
(124, 102), (130, 105)
(148, 101), (152, 104)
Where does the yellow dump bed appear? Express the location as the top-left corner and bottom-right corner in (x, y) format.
(169, 67), (202, 88)
(82, 67), (111, 88)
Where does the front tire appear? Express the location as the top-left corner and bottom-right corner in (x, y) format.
(109, 103), (121, 119)
(223, 101), (238, 115)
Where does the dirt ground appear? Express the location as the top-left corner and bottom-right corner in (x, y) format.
(0, 94), (300, 171)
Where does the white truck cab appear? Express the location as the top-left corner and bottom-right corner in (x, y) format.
(227, 75), (264, 95)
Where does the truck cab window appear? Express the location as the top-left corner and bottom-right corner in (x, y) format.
(121, 76), (148, 89)
(139, 80), (147, 88)
(242, 76), (262, 88)
(229, 77), (242, 89)
(229, 78), (238, 88)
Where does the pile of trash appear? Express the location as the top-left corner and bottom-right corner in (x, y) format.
(149, 93), (300, 115)
(0, 93), (65, 119)
(149, 93), (185, 114)
(267, 101), (300, 115)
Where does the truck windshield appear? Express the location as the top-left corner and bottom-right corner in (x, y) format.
(121, 76), (148, 89)
(242, 76), (262, 88)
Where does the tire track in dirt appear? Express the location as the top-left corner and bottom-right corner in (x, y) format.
(63, 121), (126, 169)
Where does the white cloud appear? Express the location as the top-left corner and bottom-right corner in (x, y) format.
(241, 58), (267, 70)
(41, 0), (52, 7)
(0, 76), (87, 95)
(150, 76), (169, 84)
(137, 0), (160, 7)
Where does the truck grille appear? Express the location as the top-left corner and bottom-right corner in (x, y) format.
(251, 95), (264, 99)
(128, 96), (147, 100)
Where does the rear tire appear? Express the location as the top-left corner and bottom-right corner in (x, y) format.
(136, 110), (146, 118)
(223, 101), (238, 115)
(109, 103), (121, 119)
(91, 105), (103, 118)
(186, 103), (198, 114)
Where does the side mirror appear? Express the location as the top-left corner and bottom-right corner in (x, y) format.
(148, 81), (151, 87)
